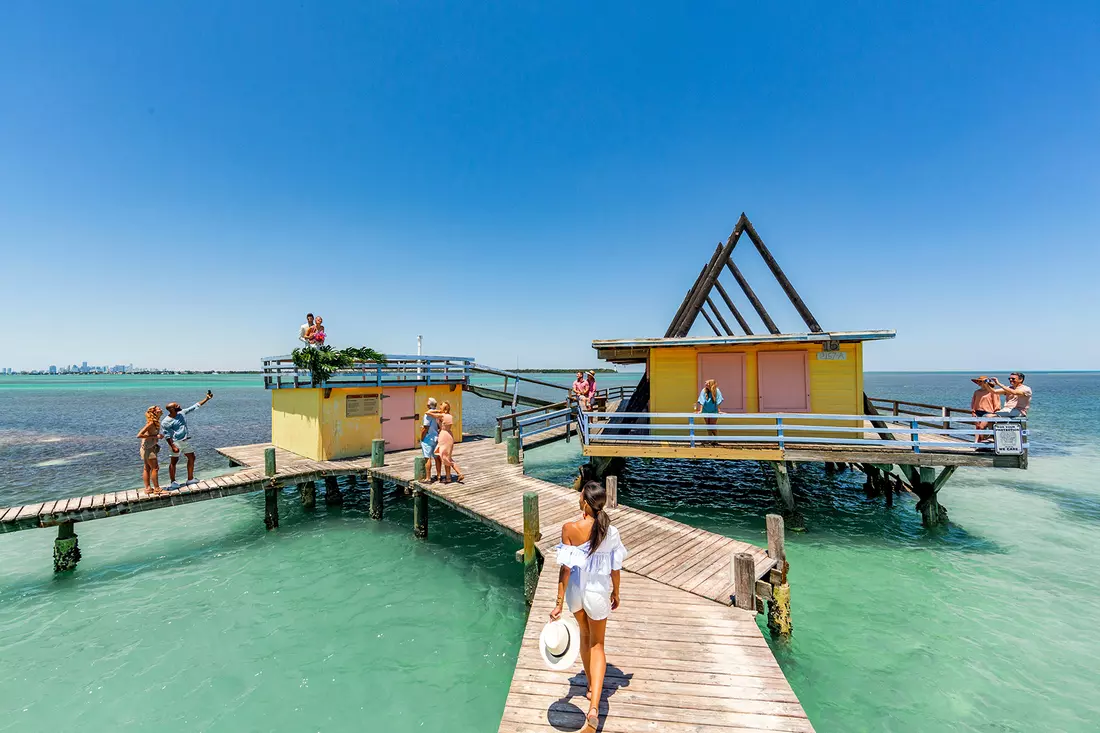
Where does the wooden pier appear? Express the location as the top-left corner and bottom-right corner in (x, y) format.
(0, 434), (811, 731)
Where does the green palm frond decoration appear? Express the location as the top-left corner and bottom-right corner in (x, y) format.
(292, 346), (388, 387)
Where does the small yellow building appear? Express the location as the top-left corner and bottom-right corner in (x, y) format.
(264, 354), (470, 461)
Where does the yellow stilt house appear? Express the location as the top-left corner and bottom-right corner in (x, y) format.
(263, 354), (472, 461)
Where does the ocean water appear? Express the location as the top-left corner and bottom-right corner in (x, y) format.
(1, 372), (1098, 731)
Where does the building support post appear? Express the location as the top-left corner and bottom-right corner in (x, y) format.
(298, 481), (316, 511)
(371, 439), (385, 468)
(264, 486), (280, 530)
(369, 476), (384, 520)
(523, 491), (540, 606)
(413, 489), (428, 539)
(324, 476), (342, 507)
(912, 465), (954, 528)
(765, 514), (792, 638)
(772, 461), (794, 512)
(53, 522), (81, 573)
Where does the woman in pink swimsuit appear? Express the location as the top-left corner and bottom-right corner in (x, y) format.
(428, 401), (465, 483)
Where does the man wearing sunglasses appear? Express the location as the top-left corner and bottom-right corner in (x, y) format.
(989, 373), (1032, 418)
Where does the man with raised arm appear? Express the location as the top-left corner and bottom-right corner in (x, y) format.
(162, 390), (214, 489)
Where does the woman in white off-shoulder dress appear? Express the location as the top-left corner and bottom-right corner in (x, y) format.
(550, 480), (628, 731)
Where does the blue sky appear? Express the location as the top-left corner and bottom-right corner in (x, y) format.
(1, 1), (1097, 371)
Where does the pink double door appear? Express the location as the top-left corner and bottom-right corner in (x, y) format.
(381, 388), (417, 452)
(697, 353), (746, 412)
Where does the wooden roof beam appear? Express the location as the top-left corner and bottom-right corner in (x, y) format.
(712, 279), (753, 335)
(725, 260), (781, 334)
(704, 296), (735, 335)
(665, 244), (722, 338)
(671, 219), (747, 337)
(698, 304), (723, 336)
(742, 217), (823, 333)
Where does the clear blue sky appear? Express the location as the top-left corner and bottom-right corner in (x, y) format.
(2, 1), (1097, 371)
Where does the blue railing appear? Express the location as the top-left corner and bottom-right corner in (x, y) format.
(578, 410), (1028, 456)
(261, 354), (474, 390)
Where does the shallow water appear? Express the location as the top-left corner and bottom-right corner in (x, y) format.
(2, 372), (1099, 731)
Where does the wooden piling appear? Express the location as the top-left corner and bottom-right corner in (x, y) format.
(264, 487), (279, 530)
(414, 456), (427, 481)
(297, 481), (315, 511)
(765, 514), (792, 638)
(523, 491), (540, 605)
(371, 438), (385, 468)
(494, 425), (502, 444)
(264, 447), (276, 477)
(506, 436), (520, 465)
(605, 475), (618, 509)
(772, 461), (794, 511)
(53, 522), (81, 573)
(324, 476), (342, 506)
(370, 476), (384, 520)
(732, 552), (756, 611)
(413, 489), (428, 539)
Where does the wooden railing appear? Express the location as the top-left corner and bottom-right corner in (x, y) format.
(866, 396), (974, 431)
(496, 385), (636, 440)
(579, 410), (1028, 455)
(261, 354), (473, 389)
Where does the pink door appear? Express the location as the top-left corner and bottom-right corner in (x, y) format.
(381, 388), (417, 452)
(697, 352), (746, 412)
(758, 352), (810, 412)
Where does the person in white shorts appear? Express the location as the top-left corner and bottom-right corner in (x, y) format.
(162, 391), (213, 489)
(550, 481), (628, 731)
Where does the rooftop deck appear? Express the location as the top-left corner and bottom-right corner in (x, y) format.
(262, 353), (473, 389)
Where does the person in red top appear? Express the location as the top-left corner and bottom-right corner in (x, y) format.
(572, 371), (591, 410)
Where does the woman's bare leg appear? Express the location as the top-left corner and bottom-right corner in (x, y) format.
(585, 616), (608, 729)
(143, 460), (152, 493)
(149, 459), (161, 492)
(574, 609), (592, 697)
(706, 416), (717, 437)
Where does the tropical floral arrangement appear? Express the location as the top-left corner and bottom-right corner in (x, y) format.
(291, 345), (387, 387)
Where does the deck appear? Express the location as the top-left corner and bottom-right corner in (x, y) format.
(0, 435), (811, 732)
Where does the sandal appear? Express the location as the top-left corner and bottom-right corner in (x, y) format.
(586, 706), (599, 728)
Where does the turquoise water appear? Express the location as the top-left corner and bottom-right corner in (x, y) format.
(2, 373), (1099, 731)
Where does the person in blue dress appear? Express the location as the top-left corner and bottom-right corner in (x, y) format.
(694, 378), (723, 438)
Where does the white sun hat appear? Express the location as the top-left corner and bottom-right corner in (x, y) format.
(539, 617), (581, 671)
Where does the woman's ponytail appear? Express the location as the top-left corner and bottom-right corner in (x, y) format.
(582, 480), (610, 555)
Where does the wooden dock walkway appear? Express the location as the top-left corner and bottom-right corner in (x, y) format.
(0, 435), (812, 731)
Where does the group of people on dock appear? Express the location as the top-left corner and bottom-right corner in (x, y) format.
(970, 372), (1032, 442)
(297, 313), (326, 348)
(137, 391), (214, 494)
(571, 371), (598, 410)
(420, 398), (464, 483)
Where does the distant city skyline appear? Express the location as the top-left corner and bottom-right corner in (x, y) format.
(1, 3), (1098, 372)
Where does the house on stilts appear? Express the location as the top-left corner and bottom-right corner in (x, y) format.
(573, 214), (1028, 527)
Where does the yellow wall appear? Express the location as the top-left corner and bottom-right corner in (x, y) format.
(319, 388), (384, 460)
(648, 342), (864, 437)
(271, 384), (464, 461)
(272, 389), (322, 459)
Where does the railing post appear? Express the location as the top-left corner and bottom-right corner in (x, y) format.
(689, 415), (695, 448)
(941, 406), (949, 431)
(776, 417), (784, 450)
(564, 407), (571, 443)
(911, 420), (920, 453)
(523, 491), (540, 605)
(732, 552), (756, 611)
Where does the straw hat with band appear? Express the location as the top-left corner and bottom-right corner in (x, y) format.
(539, 617), (581, 671)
